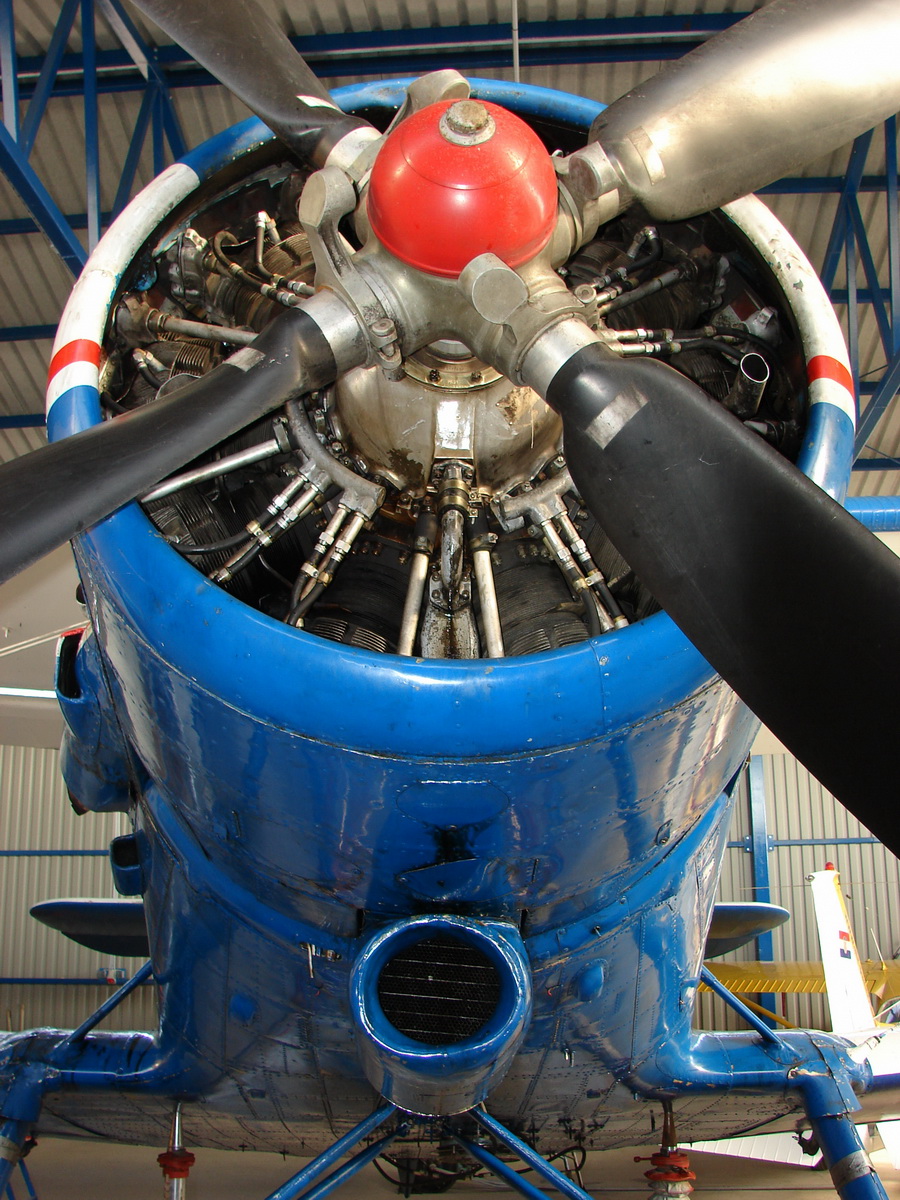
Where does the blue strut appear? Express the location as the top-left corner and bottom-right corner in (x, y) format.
(261, 1105), (399, 1200)
(0, 1120), (28, 1195)
(699, 967), (888, 1200)
(460, 1108), (594, 1200)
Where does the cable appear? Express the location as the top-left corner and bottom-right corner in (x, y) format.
(172, 530), (250, 555)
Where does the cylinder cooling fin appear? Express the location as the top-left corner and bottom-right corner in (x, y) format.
(350, 915), (532, 1117)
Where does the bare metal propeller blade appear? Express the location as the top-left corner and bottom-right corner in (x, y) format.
(133, 0), (374, 167)
(548, 346), (900, 858)
(589, 0), (900, 220)
(0, 309), (338, 586)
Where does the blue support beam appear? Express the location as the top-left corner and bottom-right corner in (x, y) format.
(814, 122), (900, 459)
(0, 324), (55, 342)
(1, 0), (186, 266)
(887, 116), (900, 358)
(0, 415), (45, 428)
(856, 352), (900, 456)
(846, 221), (860, 409)
(110, 85), (153, 219)
(18, 0), (80, 158)
(97, 0), (186, 165)
(853, 457), (900, 471)
(9, 13), (747, 101)
(0, 0), (20, 139)
(0, 849), (107, 856)
(821, 132), (873, 295)
(747, 757), (778, 1022)
(0, 211), (111, 236)
(0, 121), (86, 275)
(848, 197), (893, 357)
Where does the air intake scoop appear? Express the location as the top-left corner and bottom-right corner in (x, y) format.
(350, 914), (532, 1116)
(367, 99), (558, 277)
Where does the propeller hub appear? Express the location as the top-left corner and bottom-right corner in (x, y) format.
(439, 99), (495, 145)
(367, 99), (558, 278)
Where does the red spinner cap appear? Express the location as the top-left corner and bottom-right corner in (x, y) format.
(367, 98), (558, 277)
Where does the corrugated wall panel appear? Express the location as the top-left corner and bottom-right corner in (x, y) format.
(696, 754), (900, 1035)
(764, 755), (900, 1031)
(0, 744), (154, 1032)
(0, 984), (156, 1034)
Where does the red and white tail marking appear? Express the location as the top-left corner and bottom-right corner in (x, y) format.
(809, 865), (874, 1035)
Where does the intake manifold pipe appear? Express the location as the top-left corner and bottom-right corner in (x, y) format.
(349, 915), (532, 1117)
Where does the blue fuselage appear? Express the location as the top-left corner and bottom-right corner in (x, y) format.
(65, 497), (757, 1149)
(36, 78), (856, 1154)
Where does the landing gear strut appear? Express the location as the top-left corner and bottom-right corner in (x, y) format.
(634, 1102), (695, 1200)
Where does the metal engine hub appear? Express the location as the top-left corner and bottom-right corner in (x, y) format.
(329, 337), (561, 494)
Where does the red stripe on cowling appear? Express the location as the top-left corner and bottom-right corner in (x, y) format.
(807, 354), (853, 395)
(48, 338), (101, 385)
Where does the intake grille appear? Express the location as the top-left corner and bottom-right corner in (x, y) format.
(377, 934), (502, 1045)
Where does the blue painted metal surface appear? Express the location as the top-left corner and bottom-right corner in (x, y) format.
(51, 961), (153, 1055)
(746, 757), (777, 1020)
(699, 966), (784, 1046)
(451, 1129), (581, 1200)
(281, 1127), (406, 1200)
(350, 916), (532, 1115)
(0, 1120), (28, 1195)
(9, 1159), (36, 1200)
(0, 71), (894, 1199)
(472, 1108), (597, 1200)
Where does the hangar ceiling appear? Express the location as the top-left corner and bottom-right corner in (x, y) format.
(1, 0), (899, 490)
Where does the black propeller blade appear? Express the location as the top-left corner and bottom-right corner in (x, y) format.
(133, 0), (374, 168)
(548, 346), (900, 857)
(0, 309), (338, 585)
(589, 0), (900, 221)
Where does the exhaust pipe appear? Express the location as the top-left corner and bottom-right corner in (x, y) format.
(349, 915), (532, 1117)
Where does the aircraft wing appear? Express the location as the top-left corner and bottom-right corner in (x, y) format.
(704, 961), (900, 999)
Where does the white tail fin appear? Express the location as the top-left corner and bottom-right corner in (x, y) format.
(809, 864), (875, 1035)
